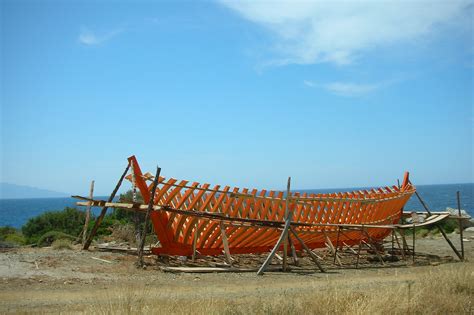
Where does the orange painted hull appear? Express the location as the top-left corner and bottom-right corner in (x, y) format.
(128, 156), (415, 256)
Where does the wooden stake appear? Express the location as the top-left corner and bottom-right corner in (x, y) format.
(219, 221), (232, 266)
(257, 215), (292, 275)
(356, 225), (364, 268)
(130, 161), (142, 244)
(394, 230), (406, 261)
(412, 188), (463, 260)
(323, 231), (342, 266)
(288, 235), (299, 266)
(192, 220), (199, 262)
(333, 227), (341, 264)
(457, 191), (464, 261)
(283, 177), (291, 272)
(412, 221), (416, 263)
(137, 166), (161, 267)
(290, 227), (325, 272)
(83, 163), (130, 250)
(82, 180), (95, 245)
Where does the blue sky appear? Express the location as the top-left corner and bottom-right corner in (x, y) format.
(1, 0), (473, 196)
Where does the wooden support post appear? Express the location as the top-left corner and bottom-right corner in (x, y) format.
(192, 220), (199, 262)
(343, 242), (357, 255)
(83, 163), (130, 250)
(398, 229), (409, 255)
(130, 161), (142, 244)
(290, 227), (325, 272)
(361, 231), (385, 266)
(412, 188), (463, 260)
(137, 166), (161, 267)
(390, 230), (395, 259)
(457, 191), (465, 261)
(283, 177), (291, 272)
(394, 229), (406, 260)
(333, 227), (341, 265)
(257, 216), (292, 275)
(356, 225), (364, 268)
(412, 221), (416, 263)
(323, 231), (342, 266)
(82, 180), (95, 245)
(288, 235), (299, 266)
(219, 221), (232, 266)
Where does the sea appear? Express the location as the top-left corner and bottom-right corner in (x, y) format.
(0, 183), (472, 229)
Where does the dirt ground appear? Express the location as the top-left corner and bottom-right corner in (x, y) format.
(1, 231), (473, 314)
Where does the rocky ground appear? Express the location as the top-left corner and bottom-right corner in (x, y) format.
(1, 230), (473, 314)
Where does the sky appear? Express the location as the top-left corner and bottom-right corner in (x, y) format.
(1, 0), (473, 196)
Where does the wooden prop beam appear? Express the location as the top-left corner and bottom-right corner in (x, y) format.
(411, 186), (463, 260)
(83, 163), (130, 250)
(219, 221), (232, 266)
(323, 231), (342, 266)
(290, 226), (325, 273)
(360, 231), (385, 266)
(192, 220), (199, 262)
(457, 191), (465, 261)
(288, 236), (299, 266)
(137, 166), (161, 267)
(356, 226), (365, 268)
(257, 216), (292, 275)
(283, 177), (291, 272)
(82, 180), (94, 245)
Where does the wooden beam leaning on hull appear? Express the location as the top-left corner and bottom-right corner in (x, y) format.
(73, 196), (452, 231)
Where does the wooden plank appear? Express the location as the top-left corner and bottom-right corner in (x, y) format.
(160, 266), (255, 273)
(74, 198), (412, 230)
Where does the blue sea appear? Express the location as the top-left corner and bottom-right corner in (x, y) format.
(0, 183), (472, 229)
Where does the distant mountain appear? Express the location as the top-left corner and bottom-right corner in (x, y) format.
(0, 183), (69, 199)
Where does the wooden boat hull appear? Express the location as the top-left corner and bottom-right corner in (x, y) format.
(128, 156), (415, 256)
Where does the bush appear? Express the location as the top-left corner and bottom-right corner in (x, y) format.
(4, 234), (26, 245)
(109, 223), (137, 244)
(0, 226), (26, 245)
(37, 231), (76, 247)
(0, 226), (18, 239)
(22, 207), (86, 244)
(52, 239), (72, 250)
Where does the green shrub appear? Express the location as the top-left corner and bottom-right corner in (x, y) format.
(22, 207), (86, 244)
(4, 233), (26, 245)
(52, 239), (72, 250)
(0, 226), (18, 239)
(37, 231), (76, 247)
(0, 226), (26, 245)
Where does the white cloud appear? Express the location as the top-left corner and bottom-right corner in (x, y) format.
(220, 0), (472, 65)
(304, 80), (381, 97)
(78, 27), (122, 46)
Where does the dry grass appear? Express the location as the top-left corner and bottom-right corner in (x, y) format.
(51, 239), (72, 250)
(86, 264), (473, 315)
